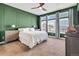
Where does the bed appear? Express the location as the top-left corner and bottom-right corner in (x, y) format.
(19, 28), (48, 48)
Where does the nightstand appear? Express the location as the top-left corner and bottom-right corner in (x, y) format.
(0, 31), (5, 44)
(5, 30), (19, 42)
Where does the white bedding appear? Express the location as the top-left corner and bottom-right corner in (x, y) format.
(19, 30), (48, 48)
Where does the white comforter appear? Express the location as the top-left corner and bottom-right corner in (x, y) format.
(19, 31), (48, 48)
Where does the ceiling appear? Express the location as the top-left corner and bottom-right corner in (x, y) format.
(5, 3), (77, 15)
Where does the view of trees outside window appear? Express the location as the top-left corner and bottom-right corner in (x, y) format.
(40, 10), (70, 36)
(40, 16), (46, 31)
(41, 21), (46, 31)
(48, 20), (56, 33)
(59, 18), (69, 34)
(59, 11), (69, 34)
(47, 14), (56, 33)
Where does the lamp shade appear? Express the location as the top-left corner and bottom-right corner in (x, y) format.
(11, 25), (16, 28)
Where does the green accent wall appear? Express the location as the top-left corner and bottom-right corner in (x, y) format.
(37, 16), (40, 29)
(0, 3), (38, 42)
(0, 3), (38, 31)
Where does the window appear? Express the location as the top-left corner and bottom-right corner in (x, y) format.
(48, 20), (56, 33)
(59, 11), (69, 18)
(40, 16), (47, 31)
(40, 8), (73, 38)
(59, 11), (69, 34)
(47, 14), (56, 20)
(47, 14), (56, 33)
(59, 18), (69, 34)
(40, 16), (46, 21)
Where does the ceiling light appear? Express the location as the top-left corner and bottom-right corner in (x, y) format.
(39, 7), (42, 9)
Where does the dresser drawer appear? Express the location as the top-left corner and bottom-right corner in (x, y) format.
(5, 30), (19, 42)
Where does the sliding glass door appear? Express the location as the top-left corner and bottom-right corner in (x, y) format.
(59, 11), (69, 37)
(48, 20), (56, 33)
(40, 16), (47, 31)
(59, 18), (69, 34)
(47, 14), (56, 36)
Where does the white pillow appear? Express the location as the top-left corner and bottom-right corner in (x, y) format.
(29, 28), (35, 31)
(23, 28), (30, 32)
(18, 28), (25, 32)
(19, 28), (35, 32)
(23, 28), (35, 32)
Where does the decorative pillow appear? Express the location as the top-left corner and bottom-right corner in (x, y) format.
(23, 28), (35, 32)
(29, 28), (35, 31)
(23, 28), (30, 32)
(18, 28), (26, 32)
(18, 28), (35, 32)
(67, 26), (76, 32)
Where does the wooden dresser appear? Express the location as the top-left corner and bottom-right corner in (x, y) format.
(5, 30), (19, 42)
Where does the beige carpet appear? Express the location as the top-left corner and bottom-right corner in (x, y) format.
(0, 38), (65, 56)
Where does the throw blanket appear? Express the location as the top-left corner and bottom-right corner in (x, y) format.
(19, 31), (48, 48)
